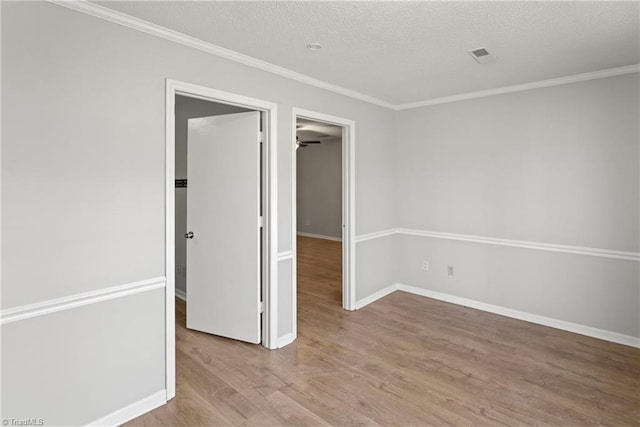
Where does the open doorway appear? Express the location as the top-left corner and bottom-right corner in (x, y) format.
(296, 119), (343, 306)
(174, 95), (252, 302)
(174, 95), (269, 346)
(165, 80), (278, 400)
(292, 108), (356, 340)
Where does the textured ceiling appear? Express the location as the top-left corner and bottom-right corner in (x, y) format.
(96, 1), (639, 105)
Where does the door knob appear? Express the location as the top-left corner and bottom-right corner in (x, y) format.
(185, 231), (194, 239)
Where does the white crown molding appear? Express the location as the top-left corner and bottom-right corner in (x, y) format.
(87, 389), (167, 427)
(48, 2), (640, 111)
(1, 277), (166, 325)
(48, 0), (395, 110)
(394, 64), (640, 110)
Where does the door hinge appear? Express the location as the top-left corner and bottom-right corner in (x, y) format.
(258, 131), (263, 144)
(258, 216), (265, 228)
(259, 301), (265, 313)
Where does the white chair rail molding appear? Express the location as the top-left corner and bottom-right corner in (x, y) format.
(3, 1), (638, 426)
(354, 228), (640, 348)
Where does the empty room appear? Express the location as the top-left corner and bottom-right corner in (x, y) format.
(1, 1), (638, 426)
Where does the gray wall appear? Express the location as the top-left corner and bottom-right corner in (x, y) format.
(394, 73), (640, 337)
(1, 2), (396, 425)
(174, 96), (249, 295)
(1, 290), (166, 425)
(2, 2), (638, 425)
(296, 138), (342, 239)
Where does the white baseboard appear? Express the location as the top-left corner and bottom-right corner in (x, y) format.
(277, 333), (295, 348)
(395, 284), (640, 348)
(88, 389), (166, 426)
(297, 232), (342, 242)
(175, 289), (292, 349)
(175, 288), (186, 301)
(354, 283), (639, 348)
(355, 284), (398, 309)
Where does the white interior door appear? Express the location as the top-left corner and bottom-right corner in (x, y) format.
(186, 111), (261, 344)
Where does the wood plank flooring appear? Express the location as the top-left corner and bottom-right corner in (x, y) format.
(126, 236), (640, 426)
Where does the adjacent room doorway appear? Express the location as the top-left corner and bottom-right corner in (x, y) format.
(292, 108), (356, 340)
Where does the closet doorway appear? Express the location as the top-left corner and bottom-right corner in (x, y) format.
(165, 80), (278, 399)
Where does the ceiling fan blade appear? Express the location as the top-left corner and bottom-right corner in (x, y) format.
(296, 135), (321, 145)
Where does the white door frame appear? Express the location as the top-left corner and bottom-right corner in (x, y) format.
(292, 108), (356, 339)
(165, 79), (279, 400)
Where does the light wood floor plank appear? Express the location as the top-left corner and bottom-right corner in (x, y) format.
(126, 236), (640, 426)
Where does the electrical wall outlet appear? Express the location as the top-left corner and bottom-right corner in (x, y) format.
(421, 260), (429, 271)
(447, 265), (454, 277)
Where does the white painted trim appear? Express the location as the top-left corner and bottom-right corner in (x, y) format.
(277, 333), (296, 348)
(165, 81), (177, 401)
(175, 288), (186, 302)
(277, 251), (293, 262)
(297, 232), (342, 242)
(87, 389), (166, 427)
(355, 283), (640, 347)
(48, 0), (394, 110)
(0, 2), (3, 333)
(165, 80), (279, 403)
(292, 108), (357, 329)
(397, 228), (640, 262)
(353, 228), (639, 261)
(43, 2), (640, 112)
(354, 285), (398, 310)
(291, 113), (298, 340)
(395, 64), (640, 110)
(0, 277), (166, 325)
(395, 284), (640, 349)
(355, 229), (396, 243)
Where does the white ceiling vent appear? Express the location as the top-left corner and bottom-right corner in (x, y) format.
(468, 47), (494, 64)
